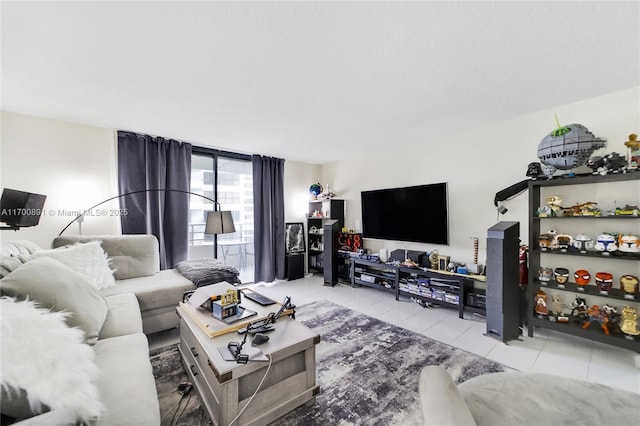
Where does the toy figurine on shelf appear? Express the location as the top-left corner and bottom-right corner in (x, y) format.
(428, 250), (439, 270)
(602, 304), (621, 334)
(618, 234), (640, 253)
(589, 152), (627, 175)
(538, 234), (554, 250)
(620, 275), (639, 296)
(573, 234), (594, 253)
(574, 269), (591, 287)
(538, 267), (553, 283)
(595, 272), (613, 292)
(624, 133), (639, 169)
(620, 306), (640, 336)
(536, 205), (553, 217)
(321, 183), (336, 200)
(545, 196), (563, 216)
(534, 290), (548, 315)
(569, 296), (589, 322)
(561, 202), (600, 217)
(554, 234), (573, 252)
(595, 234), (618, 253)
(601, 152), (628, 174)
(554, 268), (569, 285)
(526, 162), (543, 179)
(613, 205), (639, 216)
(586, 156), (604, 174)
(582, 305), (610, 335)
(551, 295), (563, 316)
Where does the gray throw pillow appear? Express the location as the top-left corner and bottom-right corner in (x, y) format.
(0, 257), (109, 345)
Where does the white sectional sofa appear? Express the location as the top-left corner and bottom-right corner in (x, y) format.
(0, 235), (196, 425)
(52, 235), (195, 334)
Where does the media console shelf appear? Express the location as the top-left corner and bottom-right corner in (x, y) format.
(350, 259), (398, 294)
(350, 259), (486, 318)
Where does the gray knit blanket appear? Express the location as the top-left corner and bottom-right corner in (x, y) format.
(175, 258), (241, 287)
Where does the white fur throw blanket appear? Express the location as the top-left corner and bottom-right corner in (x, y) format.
(0, 297), (103, 421)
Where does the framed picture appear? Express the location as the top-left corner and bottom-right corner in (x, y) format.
(285, 222), (305, 254)
(437, 255), (450, 271)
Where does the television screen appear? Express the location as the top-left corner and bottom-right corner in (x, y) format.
(0, 188), (47, 228)
(361, 182), (448, 245)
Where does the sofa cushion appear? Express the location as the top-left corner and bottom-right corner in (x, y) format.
(99, 293), (143, 340)
(93, 333), (161, 426)
(459, 371), (640, 426)
(0, 257), (109, 345)
(419, 365), (477, 426)
(101, 269), (194, 312)
(32, 241), (116, 290)
(0, 241), (41, 279)
(0, 240), (41, 258)
(0, 297), (103, 423)
(53, 235), (160, 280)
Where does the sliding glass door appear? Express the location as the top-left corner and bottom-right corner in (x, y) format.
(188, 150), (254, 283)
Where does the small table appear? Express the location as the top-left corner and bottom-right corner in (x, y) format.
(218, 240), (250, 269)
(177, 300), (320, 425)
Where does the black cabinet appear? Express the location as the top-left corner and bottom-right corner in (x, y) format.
(350, 259), (485, 318)
(527, 173), (640, 353)
(286, 254), (305, 281)
(307, 199), (344, 274)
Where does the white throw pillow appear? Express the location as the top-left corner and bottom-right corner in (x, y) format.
(0, 257), (109, 345)
(32, 241), (116, 289)
(0, 297), (104, 422)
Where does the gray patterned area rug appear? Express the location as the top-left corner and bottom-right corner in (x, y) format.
(151, 299), (507, 426)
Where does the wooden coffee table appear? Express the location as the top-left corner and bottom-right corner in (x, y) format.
(177, 300), (320, 426)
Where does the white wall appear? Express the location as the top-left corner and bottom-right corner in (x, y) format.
(320, 87), (640, 267)
(284, 160), (320, 223)
(0, 112), (120, 248)
(3, 87), (638, 261)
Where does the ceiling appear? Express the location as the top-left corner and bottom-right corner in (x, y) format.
(2, 1), (639, 165)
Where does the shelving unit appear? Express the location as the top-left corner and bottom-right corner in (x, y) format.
(397, 266), (475, 318)
(350, 259), (485, 318)
(527, 172), (640, 353)
(306, 199), (344, 273)
(350, 259), (398, 294)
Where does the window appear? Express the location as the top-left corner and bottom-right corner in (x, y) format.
(188, 149), (254, 283)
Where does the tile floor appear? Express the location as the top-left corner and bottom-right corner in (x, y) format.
(150, 274), (640, 394)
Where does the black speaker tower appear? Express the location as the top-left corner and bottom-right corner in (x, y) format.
(486, 221), (521, 342)
(323, 219), (340, 286)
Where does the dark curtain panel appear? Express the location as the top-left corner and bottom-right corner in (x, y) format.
(252, 155), (285, 282)
(117, 131), (192, 270)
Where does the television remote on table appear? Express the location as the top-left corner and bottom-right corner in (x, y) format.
(243, 291), (277, 306)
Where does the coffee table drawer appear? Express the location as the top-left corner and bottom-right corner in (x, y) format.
(178, 344), (220, 422)
(180, 320), (225, 393)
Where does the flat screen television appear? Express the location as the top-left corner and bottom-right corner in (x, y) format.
(361, 182), (448, 245)
(0, 188), (47, 228)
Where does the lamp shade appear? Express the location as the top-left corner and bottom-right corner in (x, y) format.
(205, 211), (235, 235)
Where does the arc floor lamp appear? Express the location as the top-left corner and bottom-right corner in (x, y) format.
(57, 189), (235, 237)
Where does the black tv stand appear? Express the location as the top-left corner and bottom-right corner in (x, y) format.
(350, 258), (486, 318)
